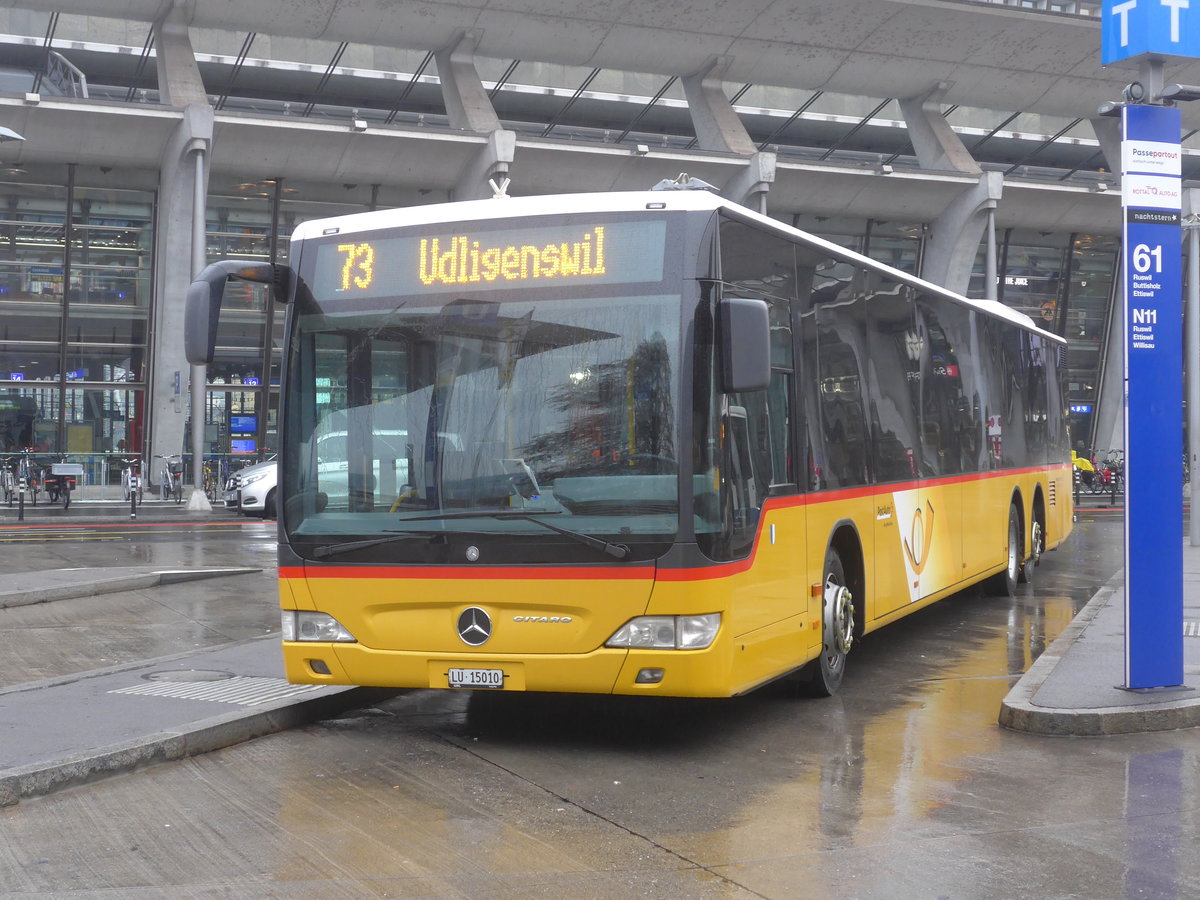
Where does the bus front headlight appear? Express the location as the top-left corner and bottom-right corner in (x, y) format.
(605, 613), (720, 650)
(281, 611), (356, 642)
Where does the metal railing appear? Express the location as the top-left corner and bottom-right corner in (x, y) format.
(8, 452), (269, 502)
(45, 50), (88, 99)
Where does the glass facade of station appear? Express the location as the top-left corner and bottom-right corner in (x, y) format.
(0, 171), (151, 462)
(0, 170), (370, 489)
(195, 184), (367, 467)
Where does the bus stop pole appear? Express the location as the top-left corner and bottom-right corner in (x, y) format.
(1187, 195), (1200, 545)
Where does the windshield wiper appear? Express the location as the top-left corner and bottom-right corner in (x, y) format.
(308, 532), (434, 559)
(397, 509), (632, 560)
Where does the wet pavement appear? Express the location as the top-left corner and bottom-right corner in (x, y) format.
(0, 502), (386, 808)
(1000, 557), (1200, 734)
(2, 499), (1200, 896)
(997, 493), (1200, 733)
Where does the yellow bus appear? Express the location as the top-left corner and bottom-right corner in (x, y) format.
(186, 188), (1073, 698)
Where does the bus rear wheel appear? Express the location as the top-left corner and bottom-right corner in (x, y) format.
(1019, 516), (1043, 584)
(987, 504), (1021, 596)
(805, 549), (855, 697)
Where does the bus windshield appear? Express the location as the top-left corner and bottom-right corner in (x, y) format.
(282, 289), (682, 563)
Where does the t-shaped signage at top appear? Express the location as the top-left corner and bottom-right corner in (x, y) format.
(1103, 0), (1200, 64)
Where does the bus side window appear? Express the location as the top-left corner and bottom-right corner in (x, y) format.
(814, 300), (871, 489)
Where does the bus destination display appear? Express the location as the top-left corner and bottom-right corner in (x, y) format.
(313, 219), (667, 300)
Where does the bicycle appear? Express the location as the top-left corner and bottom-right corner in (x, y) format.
(202, 459), (220, 502)
(0, 456), (15, 506)
(43, 455), (81, 509)
(16, 448), (41, 506)
(119, 456), (144, 505)
(1097, 450), (1124, 495)
(157, 454), (184, 503)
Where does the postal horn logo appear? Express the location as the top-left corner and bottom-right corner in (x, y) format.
(903, 501), (936, 575)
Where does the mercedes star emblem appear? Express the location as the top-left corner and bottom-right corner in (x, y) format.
(457, 607), (492, 646)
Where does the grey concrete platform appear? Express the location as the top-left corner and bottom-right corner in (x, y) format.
(0, 635), (386, 807)
(0, 557), (387, 808)
(0, 565), (261, 609)
(1000, 542), (1200, 736)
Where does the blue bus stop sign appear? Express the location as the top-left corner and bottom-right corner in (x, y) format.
(1121, 103), (1184, 690)
(1104, 0), (1200, 64)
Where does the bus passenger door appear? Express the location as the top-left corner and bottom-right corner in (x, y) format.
(726, 404), (760, 533)
(722, 377), (802, 650)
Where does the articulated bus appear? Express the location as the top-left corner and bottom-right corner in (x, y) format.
(186, 187), (1073, 698)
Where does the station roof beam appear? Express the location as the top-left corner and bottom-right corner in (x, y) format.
(382, 52), (434, 125)
(817, 98), (893, 162)
(298, 42), (349, 118)
(753, 91), (823, 152)
(612, 75), (679, 145)
(541, 67), (602, 138)
(1004, 117), (1085, 176)
(29, 10), (57, 96)
(214, 33), (258, 112)
(122, 27), (156, 103)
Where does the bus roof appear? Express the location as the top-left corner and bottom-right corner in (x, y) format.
(291, 189), (1060, 345)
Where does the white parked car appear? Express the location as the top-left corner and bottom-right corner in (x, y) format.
(225, 458), (277, 518)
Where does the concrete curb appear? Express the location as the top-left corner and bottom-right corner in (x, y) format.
(999, 572), (1200, 735)
(0, 567), (261, 609)
(0, 685), (396, 807)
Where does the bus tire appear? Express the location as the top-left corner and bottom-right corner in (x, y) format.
(987, 504), (1021, 596)
(805, 549), (854, 697)
(1019, 513), (1043, 584)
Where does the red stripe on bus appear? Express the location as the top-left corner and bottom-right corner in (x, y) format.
(279, 564), (656, 580)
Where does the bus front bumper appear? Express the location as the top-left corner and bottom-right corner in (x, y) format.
(282, 640), (738, 698)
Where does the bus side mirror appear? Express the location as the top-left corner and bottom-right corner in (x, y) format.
(719, 297), (771, 393)
(185, 261), (284, 365)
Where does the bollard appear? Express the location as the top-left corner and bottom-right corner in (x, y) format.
(130, 479), (136, 519)
(17, 484), (23, 522)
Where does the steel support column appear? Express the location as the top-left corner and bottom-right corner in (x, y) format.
(682, 57), (774, 210)
(435, 31), (515, 201)
(898, 82), (981, 175)
(681, 57), (757, 156)
(150, 11), (212, 507)
(921, 172), (1003, 296)
(435, 31), (502, 134)
(451, 129), (515, 202)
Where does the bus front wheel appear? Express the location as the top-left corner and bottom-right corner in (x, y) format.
(805, 549), (854, 697)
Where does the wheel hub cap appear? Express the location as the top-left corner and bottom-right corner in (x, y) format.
(824, 577), (855, 656)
